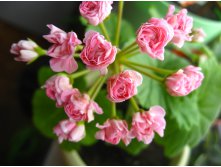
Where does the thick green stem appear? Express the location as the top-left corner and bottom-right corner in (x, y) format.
(69, 69), (90, 80)
(122, 61), (164, 82)
(99, 22), (110, 41)
(121, 60), (174, 75)
(130, 97), (139, 111)
(114, 1), (124, 46)
(111, 102), (117, 118)
(170, 145), (191, 166)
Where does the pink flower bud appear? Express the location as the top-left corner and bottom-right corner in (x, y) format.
(80, 31), (117, 75)
(10, 40), (38, 62)
(129, 106), (166, 144)
(95, 119), (131, 145)
(165, 5), (193, 48)
(42, 75), (72, 107)
(43, 24), (82, 73)
(165, 65), (204, 96)
(53, 119), (85, 143)
(191, 28), (206, 43)
(107, 70), (143, 103)
(79, 1), (113, 26)
(64, 90), (103, 122)
(136, 18), (174, 61)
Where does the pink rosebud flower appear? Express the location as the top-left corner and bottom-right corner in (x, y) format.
(80, 31), (117, 75)
(191, 28), (206, 42)
(165, 65), (204, 96)
(165, 5), (193, 48)
(79, 1), (113, 26)
(107, 70), (143, 103)
(136, 18), (174, 61)
(64, 89), (103, 122)
(10, 40), (38, 62)
(43, 24), (82, 74)
(54, 119), (85, 143)
(42, 75), (72, 107)
(95, 119), (131, 145)
(129, 106), (166, 144)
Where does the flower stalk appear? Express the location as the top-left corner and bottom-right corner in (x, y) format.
(121, 61), (165, 82)
(115, 1), (124, 46)
(130, 97), (140, 111)
(99, 22), (111, 41)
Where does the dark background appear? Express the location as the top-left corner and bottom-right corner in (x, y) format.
(0, 2), (84, 165)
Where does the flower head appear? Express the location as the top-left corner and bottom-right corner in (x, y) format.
(54, 119), (85, 143)
(129, 106), (166, 144)
(107, 70), (143, 102)
(95, 119), (131, 145)
(42, 75), (72, 107)
(80, 30), (117, 75)
(43, 24), (82, 74)
(165, 5), (193, 48)
(64, 89), (103, 122)
(166, 65), (204, 96)
(10, 40), (38, 62)
(136, 18), (174, 61)
(79, 1), (113, 26)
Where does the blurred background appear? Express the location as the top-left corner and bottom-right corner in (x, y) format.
(0, 1), (221, 165)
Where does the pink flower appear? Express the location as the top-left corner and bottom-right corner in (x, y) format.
(79, 1), (113, 26)
(95, 119), (131, 145)
(54, 119), (85, 143)
(64, 90), (103, 122)
(165, 65), (204, 96)
(129, 106), (166, 144)
(191, 28), (206, 42)
(165, 5), (193, 48)
(136, 18), (174, 61)
(10, 40), (38, 62)
(42, 75), (72, 106)
(107, 70), (143, 103)
(80, 31), (117, 75)
(43, 24), (82, 73)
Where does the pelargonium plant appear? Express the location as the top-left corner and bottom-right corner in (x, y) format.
(10, 1), (221, 161)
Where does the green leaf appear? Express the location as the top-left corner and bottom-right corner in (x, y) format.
(32, 90), (66, 138)
(37, 66), (56, 86)
(86, 13), (135, 48)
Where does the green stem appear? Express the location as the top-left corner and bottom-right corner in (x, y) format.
(170, 145), (191, 166)
(69, 69), (90, 80)
(117, 41), (137, 56)
(89, 76), (106, 100)
(88, 77), (102, 97)
(114, 1), (124, 46)
(121, 60), (174, 75)
(111, 102), (117, 118)
(122, 61), (164, 82)
(99, 22), (110, 41)
(130, 97), (139, 111)
(123, 50), (140, 59)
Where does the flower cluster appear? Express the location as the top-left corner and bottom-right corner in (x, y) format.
(10, 2), (205, 147)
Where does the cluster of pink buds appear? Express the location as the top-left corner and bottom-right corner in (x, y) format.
(10, 2), (205, 146)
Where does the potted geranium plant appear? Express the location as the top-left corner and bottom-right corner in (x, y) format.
(10, 1), (221, 165)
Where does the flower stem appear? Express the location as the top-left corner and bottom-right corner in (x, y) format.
(114, 1), (124, 47)
(111, 102), (117, 118)
(121, 60), (174, 75)
(117, 41), (137, 56)
(99, 22), (111, 41)
(69, 69), (90, 80)
(130, 97), (139, 111)
(89, 76), (106, 100)
(122, 61), (164, 82)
